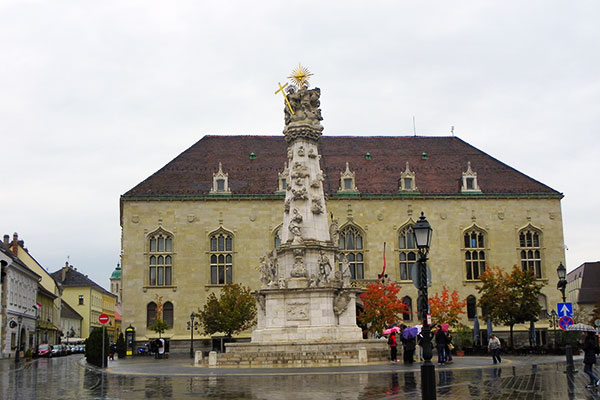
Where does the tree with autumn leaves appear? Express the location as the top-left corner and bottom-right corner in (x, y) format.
(428, 286), (466, 328)
(358, 282), (408, 335)
(477, 265), (544, 348)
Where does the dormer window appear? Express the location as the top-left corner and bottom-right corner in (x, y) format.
(277, 162), (289, 193)
(399, 162), (417, 192)
(461, 162), (481, 193)
(338, 162), (358, 193)
(210, 162), (231, 194)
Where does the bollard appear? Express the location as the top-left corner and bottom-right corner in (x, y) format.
(208, 351), (217, 368)
(194, 350), (203, 365)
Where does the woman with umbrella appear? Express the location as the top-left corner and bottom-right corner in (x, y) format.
(401, 325), (417, 364)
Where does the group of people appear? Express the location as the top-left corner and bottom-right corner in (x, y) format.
(387, 323), (455, 365)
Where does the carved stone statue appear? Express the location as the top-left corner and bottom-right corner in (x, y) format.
(288, 209), (303, 238)
(318, 251), (332, 284)
(283, 86), (324, 143)
(311, 196), (324, 214)
(329, 218), (339, 246)
(290, 248), (307, 278)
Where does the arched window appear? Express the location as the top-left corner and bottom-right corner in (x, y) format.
(398, 224), (417, 281)
(538, 294), (547, 319)
(148, 230), (173, 286)
(464, 228), (486, 280)
(338, 225), (364, 279)
(402, 296), (412, 321)
(519, 228), (542, 278)
(146, 302), (157, 328)
(467, 295), (477, 320)
(210, 231), (233, 284)
(163, 302), (174, 328)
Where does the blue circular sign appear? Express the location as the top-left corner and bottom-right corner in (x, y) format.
(559, 316), (574, 331)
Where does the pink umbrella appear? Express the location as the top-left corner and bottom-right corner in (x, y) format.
(441, 323), (450, 333)
(383, 326), (401, 335)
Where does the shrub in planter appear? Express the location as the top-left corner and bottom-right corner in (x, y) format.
(25, 349), (33, 359)
(85, 327), (110, 367)
(452, 323), (474, 355)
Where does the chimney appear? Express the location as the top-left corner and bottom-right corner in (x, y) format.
(61, 263), (68, 282)
(3, 235), (8, 245)
(11, 232), (18, 256)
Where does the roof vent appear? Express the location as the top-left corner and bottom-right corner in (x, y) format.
(364, 152), (372, 160)
(421, 152), (428, 160)
(249, 152), (256, 160)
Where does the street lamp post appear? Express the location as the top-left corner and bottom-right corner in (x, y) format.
(15, 315), (23, 362)
(556, 262), (575, 372)
(187, 313), (199, 359)
(547, 310), (558, 351)
(412, 212), (435, 400)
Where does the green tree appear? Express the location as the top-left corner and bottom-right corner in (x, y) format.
(149, 320), (169, 338)
(116, 332), (126, 358)
(197, 283), (257, 338)
(358, 281), (408, 336)
(85, 327), (110, 367)
(588, 297), (600, 326)
(477, 265), (545, 348)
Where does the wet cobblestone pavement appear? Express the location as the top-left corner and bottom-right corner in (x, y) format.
(1, 354), (600, 399)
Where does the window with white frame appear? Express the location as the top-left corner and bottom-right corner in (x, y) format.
(338, 225), (364, 279)
(399, 162), (418, 192)
(398, 224), (417, 281)
(519, 228), (542, 278)
(464, 228), (486, 280)
(210, 162), (231, 194)
(210, 231), (233, 284)
(461, 161), (481, 193)
(338, 162), (358, 193)
(148, 231), (173, 286)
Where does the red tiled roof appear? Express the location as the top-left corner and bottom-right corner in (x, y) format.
(122, 136), (560, 197)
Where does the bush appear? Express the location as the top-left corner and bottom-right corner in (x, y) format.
(452, 324), (474, 351)
(116, 332), (126, 359)
(85, 327), (110, 367)
(25, 348), (33, 358)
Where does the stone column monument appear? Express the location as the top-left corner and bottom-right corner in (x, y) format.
(252, 67), (362, 343)
(216, 67), (388, 366)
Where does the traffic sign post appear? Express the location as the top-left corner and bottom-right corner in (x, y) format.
(99, 314), (109, 369)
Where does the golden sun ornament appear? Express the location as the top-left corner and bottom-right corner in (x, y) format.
(288, 64), (313, 88)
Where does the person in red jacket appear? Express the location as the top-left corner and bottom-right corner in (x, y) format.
(388, 331), (398, 362)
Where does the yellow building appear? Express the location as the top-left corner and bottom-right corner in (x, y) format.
(120, 133), (567, 351)
(36, 285), (58, 345)
(51, 263), (117, 340)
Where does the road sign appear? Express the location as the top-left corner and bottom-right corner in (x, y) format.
(98, 314), (110, 324)
(558, 316), (574, 331)
(557, 303), (573, 318)
(411, 263), (432, 289)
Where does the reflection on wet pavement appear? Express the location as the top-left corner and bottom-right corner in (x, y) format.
(1, 355), (600, 399)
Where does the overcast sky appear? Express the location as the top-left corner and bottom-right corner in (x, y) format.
(1, 1), (598, 289)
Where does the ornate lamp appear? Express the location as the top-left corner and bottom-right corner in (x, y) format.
(412, 212), (432, 252)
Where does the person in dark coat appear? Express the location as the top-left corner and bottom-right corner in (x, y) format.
(434, 327), (447, 365)
(580, 331), (599, 388)
(400, 327), (416, 364)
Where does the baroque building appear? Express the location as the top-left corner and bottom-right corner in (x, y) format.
(120, 132), (566, 351)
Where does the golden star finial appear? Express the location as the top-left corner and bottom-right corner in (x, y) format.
(288, 64), (313, 88)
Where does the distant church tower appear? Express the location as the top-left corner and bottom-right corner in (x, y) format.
(110, 263), (122, 304)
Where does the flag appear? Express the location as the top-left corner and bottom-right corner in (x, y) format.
(33, 303), (41, 310)
(378, 242), (387, 281)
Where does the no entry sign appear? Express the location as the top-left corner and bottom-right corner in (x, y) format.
(98, 314), (110, 324)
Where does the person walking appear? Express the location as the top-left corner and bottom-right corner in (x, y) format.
(388, 331), (398, 362)
(488, 334), (501, 364)
(580, 331), (600, 389)
(445, 329), (454, 364)
(400, 326), (416, 364)
(435, 327), (447, 365)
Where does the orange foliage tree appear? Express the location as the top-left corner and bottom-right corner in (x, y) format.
(428, 285), (467, 328)
(358, 282), (408, 335)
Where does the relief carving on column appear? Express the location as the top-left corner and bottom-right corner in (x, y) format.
(333, 291), (351, 316)
(287, 302), (309, 321)
(311, 196), (324, 214)
(317, 251), (332, 284)
(290, 248), (307, 278)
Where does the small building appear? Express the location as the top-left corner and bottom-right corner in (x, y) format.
(51, 264), (117, 340)
(60, 299), (83, 343)
(566, 261), (600, 321)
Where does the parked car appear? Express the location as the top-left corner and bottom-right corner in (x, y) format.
(37, 344), (52, 358)
(51, 344), (66, 357)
